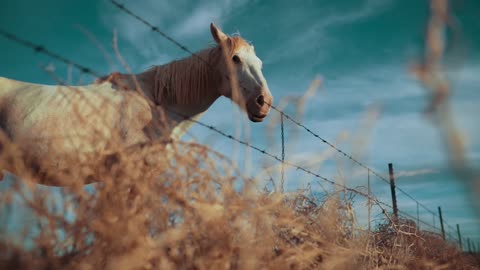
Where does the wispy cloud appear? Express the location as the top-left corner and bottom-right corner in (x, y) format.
(263, 0), (394, 65)
(102, 0), (249, 66)
(173, 6), (222, 38)
(349, 167), (436, 180)
(171, 0), (249, 38)
(317, 0), (393, 28)
(395, 168), (437, 178)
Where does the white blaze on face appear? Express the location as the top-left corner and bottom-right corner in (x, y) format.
(234, 45), (268, 99)
(210, 22), (272, 122)
(229, 43), (273, 122)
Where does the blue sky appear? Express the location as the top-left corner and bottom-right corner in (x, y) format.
(1, 0), (479, 247)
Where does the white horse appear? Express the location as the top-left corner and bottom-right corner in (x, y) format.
(0, 23), (273, 186)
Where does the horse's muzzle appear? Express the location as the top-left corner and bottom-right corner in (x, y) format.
(246, 89), (272, 122)
(248, 112), (267, 122)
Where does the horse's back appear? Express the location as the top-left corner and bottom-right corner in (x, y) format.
(0, 77), (37, 97)
(0, 77), (153, 171)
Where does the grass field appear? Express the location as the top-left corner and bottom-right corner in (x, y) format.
(0, 128), (479, 269)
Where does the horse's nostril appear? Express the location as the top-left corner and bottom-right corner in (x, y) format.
(256, 95), (265, 106)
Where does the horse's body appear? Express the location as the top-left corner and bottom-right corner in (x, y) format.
(0, 77), (151, 157)
(0, 23), (272, 186)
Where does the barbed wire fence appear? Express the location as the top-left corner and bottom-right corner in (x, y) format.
(0, 0), (478, 253)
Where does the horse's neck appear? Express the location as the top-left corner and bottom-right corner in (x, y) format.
(129, 49), (222, 140)
(163, 96), (219, 141)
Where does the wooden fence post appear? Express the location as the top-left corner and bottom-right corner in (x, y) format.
(438, 206), (445, 240)
(416, 202), (420, 230)
(388, 163), (398, 221)
(280, 112), (285, 193)
(367, 169), (371, 232)
(456, 224), (462, 250)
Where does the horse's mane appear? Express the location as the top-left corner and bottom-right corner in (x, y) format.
(151, 36), (251, 105)
(96, 36), (251, 106)
(151, 47), (222, 106)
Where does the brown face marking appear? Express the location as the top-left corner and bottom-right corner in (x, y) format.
(226, 36), (252, 57)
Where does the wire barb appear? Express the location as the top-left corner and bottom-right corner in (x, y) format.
(0, 28), (102, 78)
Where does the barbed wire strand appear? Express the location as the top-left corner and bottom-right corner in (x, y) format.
(0, 29), (101, 78)
(0, 27), (382, 203)
(0, 21), (461, 243)
(270, 105), (440, 217)
(1, 26), (395, 211)
(108, 0), (440, 218)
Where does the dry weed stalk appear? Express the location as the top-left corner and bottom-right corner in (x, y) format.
(1, 2), (479, 268)
(411, 0), (480, 210)
(2, 134), (477, 269)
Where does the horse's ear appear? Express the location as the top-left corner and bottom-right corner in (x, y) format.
(210, 23), (228, 44)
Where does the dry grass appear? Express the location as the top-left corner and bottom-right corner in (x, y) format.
(1, 1), (479, 269)
(0, 132), (478, 269)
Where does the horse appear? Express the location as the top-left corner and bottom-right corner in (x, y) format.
(0, 23), (273, 186)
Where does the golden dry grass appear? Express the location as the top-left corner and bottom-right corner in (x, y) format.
(1, 1), (479, 269)
(0, 132), (478, 270)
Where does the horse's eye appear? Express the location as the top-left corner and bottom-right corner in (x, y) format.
(232, 55), (241, 64)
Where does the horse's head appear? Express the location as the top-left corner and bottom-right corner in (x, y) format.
(210, 23), (273, 122)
